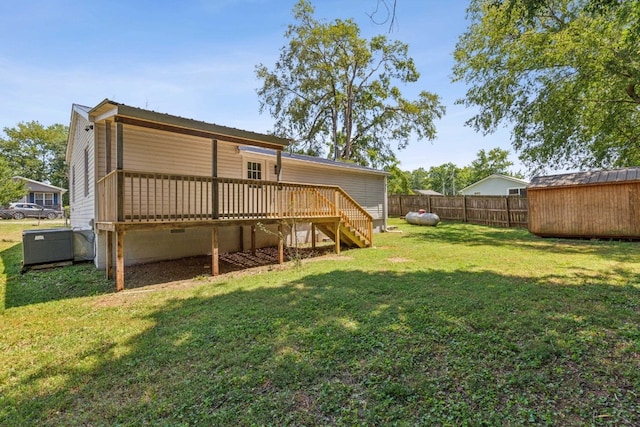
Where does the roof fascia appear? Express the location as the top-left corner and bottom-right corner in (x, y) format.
(88, 100), (290, 150)
(13, 176), (67, 193)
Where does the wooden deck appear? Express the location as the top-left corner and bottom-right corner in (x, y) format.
(96, 170), (373, 291)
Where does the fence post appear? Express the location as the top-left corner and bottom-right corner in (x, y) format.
(505, 196), (511, 227)
(462, 196), (467, 223)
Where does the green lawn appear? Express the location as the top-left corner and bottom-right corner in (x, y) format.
(1, 219), (639, 426)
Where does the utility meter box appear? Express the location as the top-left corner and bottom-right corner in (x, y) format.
(22, 228), (74, 267)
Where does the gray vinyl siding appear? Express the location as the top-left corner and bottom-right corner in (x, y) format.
(69, 113), (95, 229)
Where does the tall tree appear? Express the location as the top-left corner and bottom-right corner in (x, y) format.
(0, 121), (68, 189)
(0, 157), (27, 206)
(386, 161), (413, 195)
(452, 0), (640, 172)
(256, 0), (444, 168)
(469, 148), (520, 182)
(424, 163), (459, 195)
(408, 167), (430, 190)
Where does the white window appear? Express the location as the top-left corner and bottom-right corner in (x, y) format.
(508, 188), (527, 196)
(247, 161), (262, 180)
(34, 193), (54, 206)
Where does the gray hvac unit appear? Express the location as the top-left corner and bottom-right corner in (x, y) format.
(22, 228), (74, 267)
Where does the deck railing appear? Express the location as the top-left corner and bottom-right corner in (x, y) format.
(97, 171), (372, 243)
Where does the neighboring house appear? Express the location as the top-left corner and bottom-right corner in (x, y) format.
(459, 174), (529, 196)
(528, 167), (640, 239)
(412, 189), (442, 196)
(12, 176), (66, 210)
(66, 99), (388, 290)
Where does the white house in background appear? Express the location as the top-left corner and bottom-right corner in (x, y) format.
(459, 174), (529, 196)
(66, 99), (388, 290)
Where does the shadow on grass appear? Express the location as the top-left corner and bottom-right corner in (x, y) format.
(399, 221), (640, 262)
(3, 243), (337, 307)
(1, 243), (113, 309)
(3, 268), (639, 426)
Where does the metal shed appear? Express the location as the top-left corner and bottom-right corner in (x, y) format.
(527, 167), (640, 239)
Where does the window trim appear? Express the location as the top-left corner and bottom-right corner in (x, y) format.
(508, 187), (527, 196)
(246, 160), (264, 181)
(34, 192), (54, 206)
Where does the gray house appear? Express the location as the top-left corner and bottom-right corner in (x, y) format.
(13, 176), (67, 209)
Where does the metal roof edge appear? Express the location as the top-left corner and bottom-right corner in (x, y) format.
(13, 176), (67, 193)
(528, 167), (640, 188)
(88, 99), (290, 147)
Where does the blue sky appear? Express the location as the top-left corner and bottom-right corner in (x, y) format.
(0, 0), (526, 176)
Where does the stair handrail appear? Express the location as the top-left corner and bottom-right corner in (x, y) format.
(308, 186), (373, 247)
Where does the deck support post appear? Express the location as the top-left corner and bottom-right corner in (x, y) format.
(251, 225), (256, 255)
(106, 231), (113, 279)
(311, 223), (316, 250)
(212, 227), (219, 276)
(115, 122), (124, 222)
(115, 228), (125, 291)
(278, 222), (284, 264)
(334, 221), (341, 255)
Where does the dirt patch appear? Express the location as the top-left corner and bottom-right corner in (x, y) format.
(387, 257), (412, 263)
(121, 245), (337, 289)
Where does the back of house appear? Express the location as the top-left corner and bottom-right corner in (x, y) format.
(66, 100), (387, 283)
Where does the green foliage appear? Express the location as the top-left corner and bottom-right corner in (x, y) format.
(453, 0), (640, 172)
(256, 0), (445, 169)
(386, 162), (413, 194)
(0, 157), (27, 206)
(470, 147), (521, 182)
(0, 121), (69, 192)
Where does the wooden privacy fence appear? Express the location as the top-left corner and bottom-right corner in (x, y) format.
(389, 194), (528, 228)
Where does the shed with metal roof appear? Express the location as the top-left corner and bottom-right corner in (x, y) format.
(527, 167), (640, 239)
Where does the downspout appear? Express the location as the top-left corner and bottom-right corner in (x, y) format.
(383, 175), (388, 232)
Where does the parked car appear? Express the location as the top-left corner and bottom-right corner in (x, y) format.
(4, 203), (61, 220)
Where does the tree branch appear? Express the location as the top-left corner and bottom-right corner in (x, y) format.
(626, 84), (640, 104)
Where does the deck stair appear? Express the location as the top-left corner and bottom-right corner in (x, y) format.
(308, 188), (373, 248)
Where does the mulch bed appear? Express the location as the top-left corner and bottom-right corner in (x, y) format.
(124, 245), (334, 288)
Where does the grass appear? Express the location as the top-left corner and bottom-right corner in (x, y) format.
(1, 218), (639, 426)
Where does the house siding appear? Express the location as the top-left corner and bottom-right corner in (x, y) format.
(69, 114), (95, 229)
(460, 178), (527, 196)
(281, 161), (386, 228)
(70, 101), (386, 272)
(96, 123), (245, 180)
(95, 224), (281, 269)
